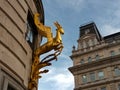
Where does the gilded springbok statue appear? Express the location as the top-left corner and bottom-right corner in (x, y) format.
(28, 13), (64, 90)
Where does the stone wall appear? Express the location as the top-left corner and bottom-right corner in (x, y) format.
(0, 0), (44, 89)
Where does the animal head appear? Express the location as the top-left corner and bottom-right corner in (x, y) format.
(58, 27), (64, 35)
(54, 21), (64, 35)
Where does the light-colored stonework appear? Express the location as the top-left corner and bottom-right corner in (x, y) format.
(0, 0), (44, 89)
(69, 22), (120, 90)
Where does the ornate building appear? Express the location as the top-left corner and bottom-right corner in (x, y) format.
(0, 0), (44, 90)
(69, 22), (120, 90)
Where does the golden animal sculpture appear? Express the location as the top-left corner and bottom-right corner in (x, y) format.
(28, 13), (64, 90)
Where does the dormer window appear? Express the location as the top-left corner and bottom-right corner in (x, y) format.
(85, 29), (90, 34)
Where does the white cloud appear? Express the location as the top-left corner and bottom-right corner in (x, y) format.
(54, 0), (85, 12)
(101, 24), (120, 36)
(39, 1), (120, 90)
(47, 73), (74, 90)
(38, 67), (74, 90)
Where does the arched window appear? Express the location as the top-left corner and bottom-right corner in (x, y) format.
(88, 57), (92, 62)
(95, 55), (100, 61)
(80, 59), (84, 64)
(110, 50), (115, 56)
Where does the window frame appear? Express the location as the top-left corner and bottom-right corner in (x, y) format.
(100, 87), (106, 90)
(95, 54), (100, 61)
(98, 71), (104, 79)
(88, 57), (92, 63)
(118, 84), (120, 90)
(110, 50), (115, 56)
(90, 72), (96, 81)
(25, 10), (38, 50)
(2, 76), (23, 90)
(80, 59), (84, 64)
(82, 74), (87, 83)
(114, 67), (120, 76)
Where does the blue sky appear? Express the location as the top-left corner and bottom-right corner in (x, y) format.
(38, 0), (120, 90)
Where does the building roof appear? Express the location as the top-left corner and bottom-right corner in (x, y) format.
(79, 22), (102, 41)
(104, 32), (120, 43)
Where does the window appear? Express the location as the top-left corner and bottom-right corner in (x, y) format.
(86, 41), (89, 48)
(88, 57), (92, 62)
(83, 41), (87, 48)
(85, 29), (90, 34)
(25, 11), (38, 49)
(110, 50), (115, 56)
(94, 38), (98, 45)
(82, 75), (87, 83)
(98, 71), (104, 79)
(92, 39), (95, 46)
(90, 72), (95, 81)
(26, 22), (34, 43)
(118, 84), (120, 90)
(95, 55), (100, 61)
(91, 89), (97, 90)
(114, 67), (120, 76)
(7, 84), (16, 90)
(2, 74), (23, 90)
(80, 59), (84, 64)
(79, 43), (83, 49)
(89, 39), (92, 46)
(101, 87), (106, 90)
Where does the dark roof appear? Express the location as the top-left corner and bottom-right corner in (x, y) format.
(104, 32), (120, 39)
(79, 22), (102, 41)
(103, 32), (120, 43)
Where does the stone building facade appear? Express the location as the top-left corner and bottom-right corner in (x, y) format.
(69, 22), (120, 90)
(0, 0), (44, 90)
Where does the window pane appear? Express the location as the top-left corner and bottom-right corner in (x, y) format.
(110, 51), (115, 56)
(82, 75), (87, 83)
(80, 59), (84, 64)
(95, 55), (100, 61)
(26, 23), (33, 43)
(91, 89), (97, 90)
(118, 85), (120, 90)
(88, 57), (92, 62)
(25, 11), (37, 49)
(101, 87), (106, 90)
(85, 29), (90, 34)
(7, 85), (16, 90)
(90, 72), (95, 81)
(98, 71), (104, 79)
(115, 68), (120, 76)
